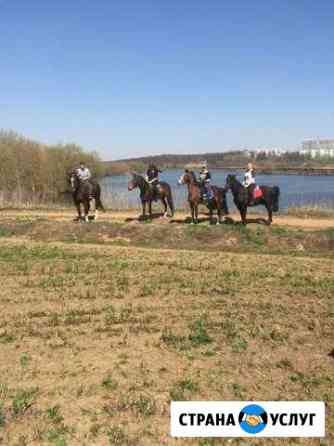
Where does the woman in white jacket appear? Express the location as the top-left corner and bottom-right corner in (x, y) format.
(243, 162), (256, 204)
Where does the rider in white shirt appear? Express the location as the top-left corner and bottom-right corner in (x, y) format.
(76, 162), (93, 199)
(243, 162), (256, 204)
(77, 162), (92, 182)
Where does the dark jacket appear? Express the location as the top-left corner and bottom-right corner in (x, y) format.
(146, 166), (162, 182)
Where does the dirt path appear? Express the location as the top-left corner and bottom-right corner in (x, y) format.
(0, 208), (333, 229)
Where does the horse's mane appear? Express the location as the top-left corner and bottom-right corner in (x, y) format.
(227, 174), (242, 186)
(131, 172), (147, 186)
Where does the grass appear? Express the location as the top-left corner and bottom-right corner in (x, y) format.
(0, 215), (333, 445)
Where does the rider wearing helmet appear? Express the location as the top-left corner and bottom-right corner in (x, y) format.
(199, 163), (213, 200)
(243, 162), (256, 204)
(145, 163), (162, 197)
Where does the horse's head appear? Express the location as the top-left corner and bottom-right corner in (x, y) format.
(178, 169), (195, 185)
(128, 172), (142, 191)
(225, 174), (237, 191)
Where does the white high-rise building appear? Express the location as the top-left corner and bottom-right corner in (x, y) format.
(301, 139), (334, 158)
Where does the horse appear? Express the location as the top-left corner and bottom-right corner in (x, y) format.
(178, 170), (229, 224)
(128, 173), (174, 219)
(69, 171), (105, 222)
(225, 174), (280, 225)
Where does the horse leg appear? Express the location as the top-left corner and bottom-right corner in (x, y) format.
(195, 204), (199, 224)
(94, 198), (98, 221)
(190, 203), (195, 224)
(142, 201), (146, 219)
(75, 203), (81, 221)
(217, 204), (222, 224)
(84, 201), (90, 223)
(241, 207), (247, 225)
(167, 192), (174, 217)
(161, 197), (168, 218)
(266, 204), (273, 225)
(209, 205), (214, 225)
(148, 200), (152, 219)
(238, 205), (247, 225)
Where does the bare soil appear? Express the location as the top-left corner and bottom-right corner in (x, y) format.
(0, 210), (333, 446)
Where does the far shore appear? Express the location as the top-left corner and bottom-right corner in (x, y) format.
(104, 165), (334, 176)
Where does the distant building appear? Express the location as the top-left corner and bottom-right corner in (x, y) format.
(301, 139), (334, 158)
(254, 148), (285, 158)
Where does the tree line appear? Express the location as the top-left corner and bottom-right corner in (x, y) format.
(103, 150), (318, 176)
(0, 130), (103, 205)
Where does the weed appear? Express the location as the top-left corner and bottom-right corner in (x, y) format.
(0, 403), (5, 427)
(46, 405), (64, 424)
(12, 388), (38, 416)
(131, 394), (156, 416)
(189, 319), (212, 347)
(170, 379), (199, 401)
(160, 328), (188, 351)
(231, 336), (248, 353)
(0, 332), (15, 344)
(107, 426), (128, 446)
(102, 375), (118, 391)
(20, 353), (30, 369)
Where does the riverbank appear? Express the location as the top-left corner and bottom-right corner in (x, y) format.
(0, 209), (333, 257)
(0, 207), (334, 228)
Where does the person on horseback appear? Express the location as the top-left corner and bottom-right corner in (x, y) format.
(199, 163), (213, 200)
(76, 162), (93, 199)
(77, 162), (92, 182)
(243, 162), (256, 205)
(145, 163), (162, 198)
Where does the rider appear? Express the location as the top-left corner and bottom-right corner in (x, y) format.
(145, 163), (162, 197)
(76, 162), (93, 198)
(243, 162), (256, 204)
(77, 162), (92, 182)
(199, 163), (213, 200)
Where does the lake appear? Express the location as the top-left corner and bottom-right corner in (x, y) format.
(100, 169), (334, 211)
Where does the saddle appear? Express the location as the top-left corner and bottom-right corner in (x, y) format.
(148, 181), (161, 200)
(201, 186), (214, 202)
(253, 185), (263, 199)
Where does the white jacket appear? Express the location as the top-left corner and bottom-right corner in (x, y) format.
(243, 169), (255, 187)
(77, 167), (91, 181)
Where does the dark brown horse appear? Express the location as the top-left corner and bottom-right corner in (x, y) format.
(225, 174), (280, 225)
(69, 171), (105, 222)
(128, 173), (174, 219)
(178, 170), (229, 224)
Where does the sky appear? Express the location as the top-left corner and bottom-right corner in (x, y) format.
(1, 0), (334, 160)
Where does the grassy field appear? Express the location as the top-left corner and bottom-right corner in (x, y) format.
(0, 211), (333, 445)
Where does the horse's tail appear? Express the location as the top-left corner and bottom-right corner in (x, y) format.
(96, 196), (105, 212)
(167, 187), (175, 217)
(272, 186), (280, 212)
(95, 184), (106, 211)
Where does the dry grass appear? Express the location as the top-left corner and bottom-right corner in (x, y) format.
(0, 215), (333, 445)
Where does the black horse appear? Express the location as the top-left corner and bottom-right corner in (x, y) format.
(69, 171), (105, 222)
(225, 174), (280, 225)
(178, 170), (229, 224)
(128, 173), (174, 219)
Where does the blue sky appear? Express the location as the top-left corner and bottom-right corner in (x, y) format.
(1, 0), (334, 160)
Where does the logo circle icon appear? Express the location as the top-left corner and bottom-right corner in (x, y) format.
(238, 404), (268, 434)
